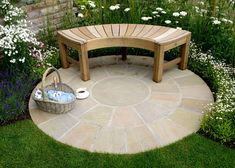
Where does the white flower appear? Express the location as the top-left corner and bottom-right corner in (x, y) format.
(221, 18), (228, 22)
(156, 7), (163, 11)
(213, 20), (221, 25)
(115, 4), (120, 9)
(88, 1), (96, 8)
(176, 27), (182, 30)
(101, 6), (104, 9)
(227, 20), (233, 24)
(201, 9), (208, 14)
(152, 11), (158, 14)
(199, 1), (204, 5)
(77, 13), (84, 18)
(165, 20), (171, 24)
(80, 5), (85, 10)
(109, 4), (120, 11)
(161, 11), (166, 14)
(175, 21), (179, 23)
(141, 17), (152, 21)
(180, 11), (187, 16)
(10, 58), (16, 63)
(124, 8), (130, 12)
(173, 12), (180, 17)
(19, 57), (25, 63)
(109, 5), (116, 11)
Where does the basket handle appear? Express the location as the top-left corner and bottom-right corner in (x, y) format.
(41, 67), (62, 99)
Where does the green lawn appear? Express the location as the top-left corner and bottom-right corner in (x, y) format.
(0, 120), (234, 168)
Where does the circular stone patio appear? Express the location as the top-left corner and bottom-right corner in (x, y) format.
(29, 55), (214, 154)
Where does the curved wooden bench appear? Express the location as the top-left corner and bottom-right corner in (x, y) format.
(57, 24), (191, 82)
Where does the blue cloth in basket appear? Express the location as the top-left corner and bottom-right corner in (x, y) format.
(47, 90), (75, 103)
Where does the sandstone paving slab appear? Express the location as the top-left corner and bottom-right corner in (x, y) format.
(89, 66), (109, 81)
(164, 67), (194, 79)
(149, 79), (179, 93)
(38, 114), (78, 139)
(126, 125), (160, 151)
(180, 98), (213, 114)
(149, 93), (181, 108)
(60, 121), (100, 150)
(69, 98), (98, 119)
(29, 55), (214, 154)
(148, 118), (192, 147)
(175, 74), (205, 86)
(126, 55), (153, 66)
(105, 64), (128, 76)
(80, 105), (113, 127)
(101, 55), (119, 65)
(89, 57), (103, 68)
(92, 127), (127, 153)
(168, 108), (202, 132)
(92, 77), (150, 106)
(125, 65), (150, 78)
(135, 101), (172, 123)
(30, 108), (59, 125)
(180, 85), (214, 101)
(28, 95), (38, 109)
(67, 76), (95, 90)
(141, 70), (170, 85)
(57, 67), (78, 83)
(110, 107), (144, 128)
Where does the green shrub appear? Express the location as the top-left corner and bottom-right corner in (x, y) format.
(189, 43), (235, 145)
(0, 70), (37, 125)
(0, 0), (40, 73)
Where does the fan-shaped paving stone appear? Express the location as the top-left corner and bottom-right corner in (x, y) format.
(29, 55), (214, 154)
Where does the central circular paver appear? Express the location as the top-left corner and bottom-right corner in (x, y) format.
(29, 56), (214, 154)
(92, 77), (149, 106)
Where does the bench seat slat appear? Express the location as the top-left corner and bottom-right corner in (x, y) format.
(142, 26), (161, 38)
(147, 27), (170, 39)
(103, 24), (113, 37)
(154, 29), (178, 41)
(79, 27), (97, 39)
(125, 24), (137, 36)
(131, 24), (145, 36)
(159, 31), (188, 44)
(70, 28), (91, 40)
(119, 24), (128, 36)
(111, 24), (120, 37)
(94, 25), (107, 37)
(59, 30), (85, 43)
(86, 26), (102, 38)
(136, 25), (154, 37)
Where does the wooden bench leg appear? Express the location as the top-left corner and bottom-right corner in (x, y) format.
(121, 47), (127, 61)
(79, 44), (90, 81)
(153, 44), (164, 82)
(58, 41), (69, 68)
(179, 35), (191, 70)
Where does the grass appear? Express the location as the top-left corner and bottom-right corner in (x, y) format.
(0, 120), (235, 168)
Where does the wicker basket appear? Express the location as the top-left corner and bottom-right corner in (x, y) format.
(33, 67), (76, 114)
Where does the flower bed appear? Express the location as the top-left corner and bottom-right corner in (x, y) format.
(189, 43), (235, 146)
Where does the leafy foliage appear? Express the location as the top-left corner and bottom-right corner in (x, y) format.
(0, 70), (37, 125)
(189, 43), (235, 145)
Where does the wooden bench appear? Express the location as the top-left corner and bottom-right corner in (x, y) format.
(57, 24), (191, 82)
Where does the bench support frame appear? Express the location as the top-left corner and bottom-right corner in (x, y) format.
(58, 32), (191, 83)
